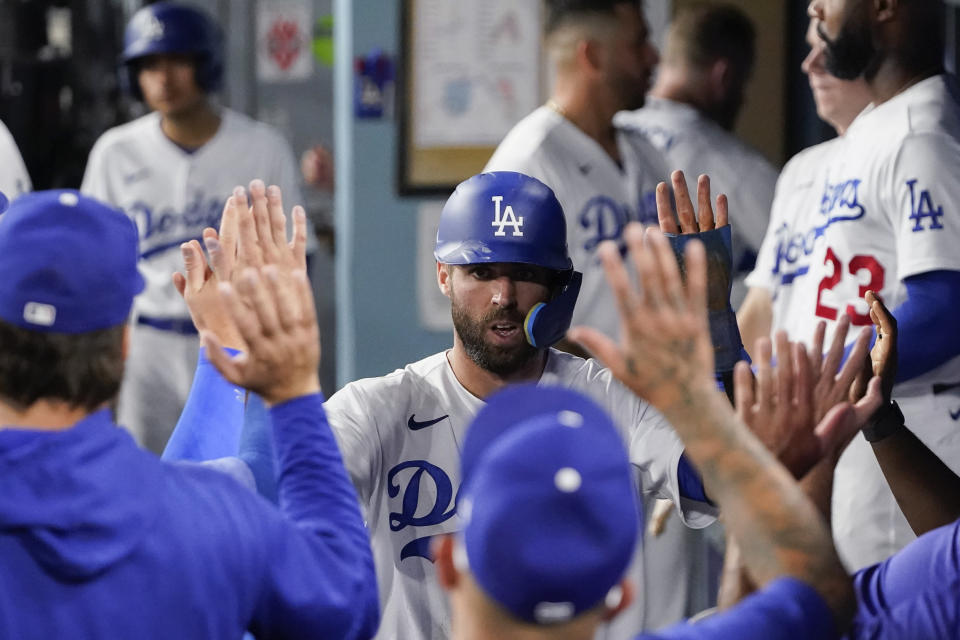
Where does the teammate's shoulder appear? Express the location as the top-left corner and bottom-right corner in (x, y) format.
(220, 108), (287, 141)
(780, 137), (839, 175)
(89, 112), (161, 153)
(99, 112), (161, 140)
(857, 75), (960, 142)
(486, 107), (564, 170)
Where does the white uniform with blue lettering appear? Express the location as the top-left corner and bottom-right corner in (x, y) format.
(484, 106), (668, 340)
(746, 74), (960, 570)
(326, 349), (716, 640)
(616, 97), (779, 307)
(81, 108), (305, 452)
(0, 119), (31, 199)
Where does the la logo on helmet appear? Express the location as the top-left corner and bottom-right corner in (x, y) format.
(491, 196), (524, 237)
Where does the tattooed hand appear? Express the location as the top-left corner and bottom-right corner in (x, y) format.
(569, 224), (716, 412)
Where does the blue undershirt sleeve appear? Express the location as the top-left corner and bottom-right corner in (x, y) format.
(162, 347), (245, 462)
(633, 577), (837, 640)
(238, 393), (279, 504)
(677, 454), (711, 504)
(249, 393), (379, 640)
(840, 270), (960, 383)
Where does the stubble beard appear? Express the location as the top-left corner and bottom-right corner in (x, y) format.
(451, 303), (540, 377)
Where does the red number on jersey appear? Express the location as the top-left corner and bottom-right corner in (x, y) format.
(815, 249), (885, 325)
(815, 248), (842, 320)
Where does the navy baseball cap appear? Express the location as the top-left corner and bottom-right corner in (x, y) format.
(459, 384), (640, 625)
(0, 190), (144, 333)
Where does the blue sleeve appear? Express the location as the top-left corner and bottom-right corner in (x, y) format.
(238, 393), (278, 503)
(840, 270), (960, 382)
(249, 393), (379, 640)
(634, 578), (838, 640)
(677, 454), (711, 504)
(849, 518), (960, 638)
(162, 348), (245, 462)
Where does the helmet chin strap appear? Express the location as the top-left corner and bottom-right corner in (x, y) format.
(523, 271), (583, 348)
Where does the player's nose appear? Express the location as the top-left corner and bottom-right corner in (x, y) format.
(490, 276), (517, 308)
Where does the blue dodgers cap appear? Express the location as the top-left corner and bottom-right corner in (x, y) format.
(459, 384), (640, 625)
(0, 190), (144, 333)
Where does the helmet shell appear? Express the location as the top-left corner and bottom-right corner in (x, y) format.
(435, 172), (572, 272)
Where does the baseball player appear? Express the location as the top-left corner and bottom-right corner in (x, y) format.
(436, 227), (881, 640)
(163, 172), (720, 639)
(0, 119), (31, 199)
(81, 1), (310, 453)
(0, 190), (376, 639)
(749, 0), (960, 571)
(485, 0), (667, 344)
(616, 4), (778, 308)
(738, 17), (872, 357)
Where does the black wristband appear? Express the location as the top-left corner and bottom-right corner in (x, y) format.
(862, 400), (906, 443)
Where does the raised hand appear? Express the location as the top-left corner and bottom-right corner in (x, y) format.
(203, 265), (320, 406)
(657, 170), (729, 235)
(569, 224), (715, 411)
(734, 330), (883, 480)
(865, 290), (897, 403)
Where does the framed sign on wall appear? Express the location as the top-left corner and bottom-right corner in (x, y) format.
(398, 0), (543, 195)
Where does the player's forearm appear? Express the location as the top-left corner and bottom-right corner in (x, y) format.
(716, 534), (757, 610)
(871, 427), (960, 535)
(266, 392), (379, 637)
(661, 389), (853, 628)
(736, 287), (772, 361)
(162, 347), (245, 462)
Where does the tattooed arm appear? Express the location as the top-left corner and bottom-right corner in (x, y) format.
(569, 212), (866, 632)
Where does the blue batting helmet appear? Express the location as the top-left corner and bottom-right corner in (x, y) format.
(435, 172), (582, 348)
(120, 2), (224, 100)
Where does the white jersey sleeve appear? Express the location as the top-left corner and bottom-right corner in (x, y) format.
(0, 119), (31, 198)
(323, 379), (392, 507)
(889, 131), (960, 278)
(80, 132), (115, 202)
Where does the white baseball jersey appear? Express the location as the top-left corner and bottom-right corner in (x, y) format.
(0, 119), (31, 200)
(81, 107), (308, 452)
(81, 107), (308, 320)
(326, 349), (716, 640)
(485, 106), (670, 339)
(747, 74), (960, 569)
(616, 97), (779, 307)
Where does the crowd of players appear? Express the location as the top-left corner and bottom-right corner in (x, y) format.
(1, 0), (959, 639)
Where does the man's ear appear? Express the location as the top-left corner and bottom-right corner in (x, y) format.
(580, 38), (606, 75)
(437, 263), (453, 298)
(432, 535), (460, 590)
(708, 58), (732, 99)
(601, 579), (635, 622)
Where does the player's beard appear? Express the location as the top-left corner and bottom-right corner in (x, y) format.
(817, 13), (877, 81)
(451, 303), (540, 377)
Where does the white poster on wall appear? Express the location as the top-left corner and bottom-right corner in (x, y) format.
(256, 1), (314, 82)
(412, 0), (541, 148)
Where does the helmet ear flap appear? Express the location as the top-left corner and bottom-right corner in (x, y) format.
(523, 271), (582, 348)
